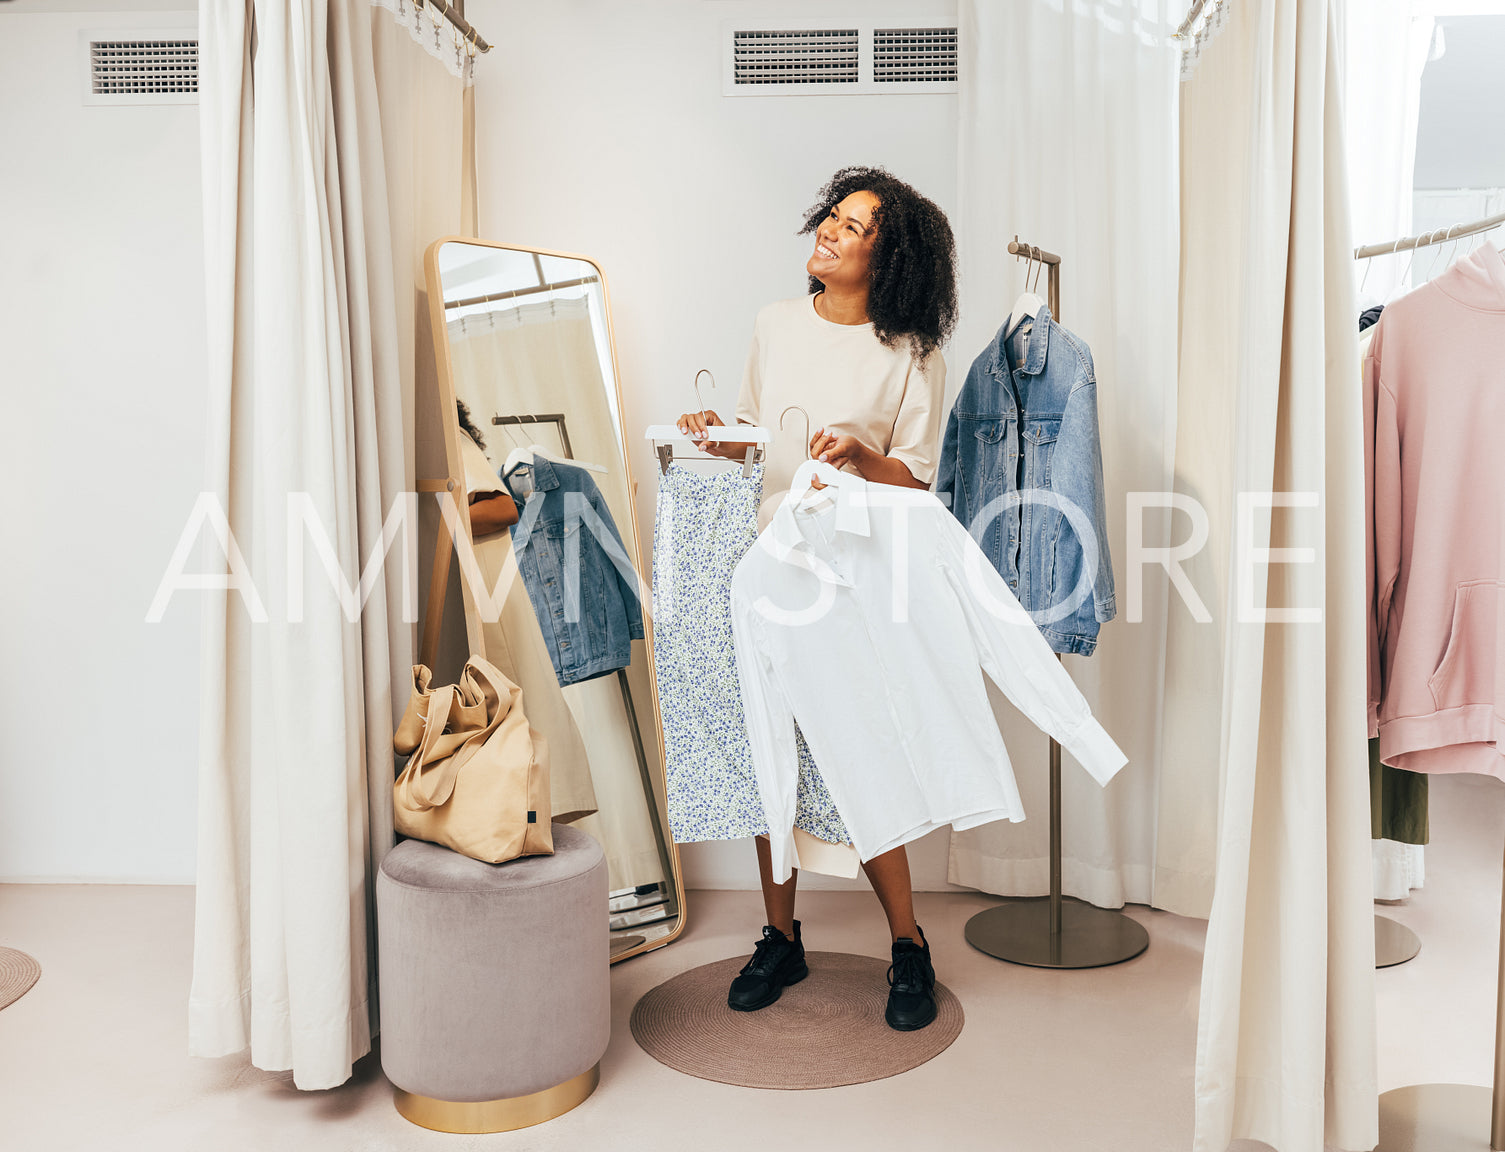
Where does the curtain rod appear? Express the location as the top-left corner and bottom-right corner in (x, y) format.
(1173, 0), (1211, 39)
(1354, 211), (1505, 260)
(421, 0), (490, 53)
(445, 275), (599, 310)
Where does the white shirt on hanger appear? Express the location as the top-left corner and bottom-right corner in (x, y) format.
(729, 477), (1128, 883)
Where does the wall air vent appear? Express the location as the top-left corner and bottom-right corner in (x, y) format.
(733, 29), (860, 86)
(81, 31), (199, 105)
(723, 20), (958, 96)
(873, 28), (958, 84)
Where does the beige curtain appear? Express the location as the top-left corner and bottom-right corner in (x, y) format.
(192, 0), (470, 1090)
(950, 0), (1182, 911)
(1176, 1), (1377, 1148)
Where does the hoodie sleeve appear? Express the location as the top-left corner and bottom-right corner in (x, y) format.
(1364, 328), (1401, 736)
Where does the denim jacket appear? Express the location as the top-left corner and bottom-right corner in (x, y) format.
(935, 304), (1116, 656)
(504, 455), (645, 686)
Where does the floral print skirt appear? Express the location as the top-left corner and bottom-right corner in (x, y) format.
(652, 462), (851, 846)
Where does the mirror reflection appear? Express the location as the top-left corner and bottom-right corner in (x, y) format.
(433, 241), (679, 956)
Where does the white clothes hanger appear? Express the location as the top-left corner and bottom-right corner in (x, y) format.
(645, 369), (768, 476)
(1005, 243), (1045, 340)
(780, 406), (848, 498)
(507, 442), (607, 475)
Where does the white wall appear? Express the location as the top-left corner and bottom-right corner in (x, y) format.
(468, 0), (968, 890)
(1414, 14), (1505, 189)
(0, 1), (205, 882)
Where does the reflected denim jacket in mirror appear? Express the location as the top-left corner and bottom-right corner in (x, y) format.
(935, 304), (1116, 656)
(503, 455), (645, 686)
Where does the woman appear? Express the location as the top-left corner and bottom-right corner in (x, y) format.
(677, 166), (957, 1031)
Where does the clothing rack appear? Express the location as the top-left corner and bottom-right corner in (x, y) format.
(493, 412), (575, 459)
(962, 238), (1149, 971)
(1354, 210), (1505, 261)
(419, 0), (491, 54)
(1368, 213), (1505, 1151)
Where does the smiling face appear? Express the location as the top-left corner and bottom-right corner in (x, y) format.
(806, 190), (880, 291)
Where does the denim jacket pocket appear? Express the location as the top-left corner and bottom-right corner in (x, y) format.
(973, 418), (1006, 444)
(1022, 418), (1061, 445)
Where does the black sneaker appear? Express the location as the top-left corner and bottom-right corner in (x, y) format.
(727, 922), (808, 1012)
(885, 928), (937, 1031)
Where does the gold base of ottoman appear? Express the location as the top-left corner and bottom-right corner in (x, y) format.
(393, 1063), (599, 1133)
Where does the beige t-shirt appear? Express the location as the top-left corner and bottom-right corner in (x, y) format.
(460, 434), (505, 500)
(735, 294), (946, 529)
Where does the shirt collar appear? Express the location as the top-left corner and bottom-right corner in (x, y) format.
(764, 474), (871, 585)
(505, 454), (559, 492)
(503, 455), (558, 552)
(987, 300), (1053, 380)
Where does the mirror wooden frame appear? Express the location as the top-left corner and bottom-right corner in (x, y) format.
(419, 236), (688, 963)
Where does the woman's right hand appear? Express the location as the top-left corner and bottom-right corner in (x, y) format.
(675, 409), (745, 460)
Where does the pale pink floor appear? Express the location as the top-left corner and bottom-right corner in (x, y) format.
(1, 774), (1499, 1152)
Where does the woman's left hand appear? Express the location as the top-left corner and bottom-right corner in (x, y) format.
(809, 428), (871, 474)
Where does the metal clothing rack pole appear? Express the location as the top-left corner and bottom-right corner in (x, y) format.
(962, 238), (1149, 970)
(493, 412), (574, 459)
(1354, 210), (1505, 261)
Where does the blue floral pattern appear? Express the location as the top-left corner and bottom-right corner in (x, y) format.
(653, 461), (850, 845)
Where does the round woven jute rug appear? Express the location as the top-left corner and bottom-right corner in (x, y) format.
(630, 951), (963, 1089)
(0, 947), (41, 1011)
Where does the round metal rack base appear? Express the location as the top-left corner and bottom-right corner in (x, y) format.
(964, 899), (1149, 970)
(1375, 915), (1422, 969)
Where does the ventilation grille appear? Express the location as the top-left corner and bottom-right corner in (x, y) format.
(873, 28), (957, 83)
(732, 29), (860, 86)
(90, 39), (198, 96)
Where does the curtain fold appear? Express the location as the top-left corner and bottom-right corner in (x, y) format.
(1179, 1), (1377, 1148)
(949, 0), (1181, 912)
(192, 0), (468, 1090)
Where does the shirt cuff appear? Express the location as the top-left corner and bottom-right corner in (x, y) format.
(767, 828), (798, 885)
(1061, 717), (1129, 786)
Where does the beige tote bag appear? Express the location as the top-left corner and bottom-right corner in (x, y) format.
(392, 656), (554, 863)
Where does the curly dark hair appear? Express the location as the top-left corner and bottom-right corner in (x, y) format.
(801, 166), (957, 362)
(456, 399), (485, 451)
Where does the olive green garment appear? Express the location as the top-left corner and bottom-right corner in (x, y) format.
(1370, 736), (1428, 845)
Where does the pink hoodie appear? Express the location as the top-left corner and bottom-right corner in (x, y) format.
(1366, 241), (1505, 778)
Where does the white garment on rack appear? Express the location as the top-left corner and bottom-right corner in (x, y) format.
(729, 478), (1127, 883)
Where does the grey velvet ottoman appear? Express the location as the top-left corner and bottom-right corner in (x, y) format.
(376, 825), (610, 1133)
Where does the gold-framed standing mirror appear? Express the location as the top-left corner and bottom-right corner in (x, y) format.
(421, 237), (684, 962)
